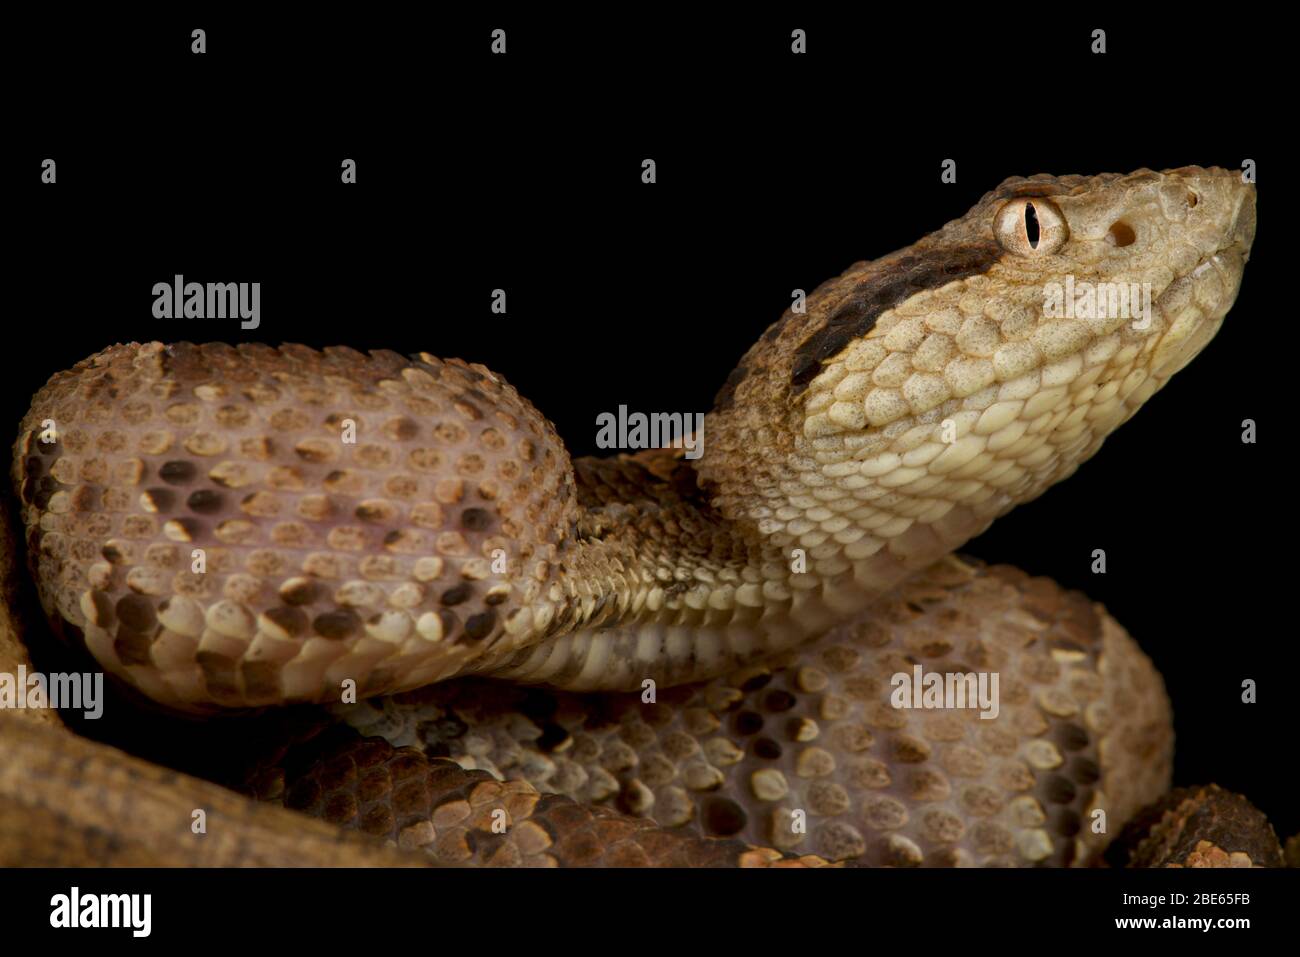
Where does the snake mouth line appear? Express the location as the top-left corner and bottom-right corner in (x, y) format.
(1150, 246), (1244, 380)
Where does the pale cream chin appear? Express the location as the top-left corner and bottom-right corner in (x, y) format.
(1152, 250), (1242, 379)
(1153, 311), (1224, 379)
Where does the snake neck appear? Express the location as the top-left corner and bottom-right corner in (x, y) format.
(486, 169), (1256, 691)
(479, 439), (997, 691)
(472, 270), (1044, 693)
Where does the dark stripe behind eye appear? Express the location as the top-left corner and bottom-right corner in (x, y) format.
(789, 242), (1000, 392)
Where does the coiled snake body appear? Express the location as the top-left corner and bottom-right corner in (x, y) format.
(2, 167), (1266, 866)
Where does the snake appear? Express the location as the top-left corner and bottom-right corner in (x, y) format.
(1, 165), (1281, 867)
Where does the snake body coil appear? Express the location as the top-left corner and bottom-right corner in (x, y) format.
(9, 168), (1257, 865)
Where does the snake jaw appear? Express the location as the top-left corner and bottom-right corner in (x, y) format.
(1150, 260), (1231, 382)
(1149, 183), (1256, 381)
(687, 169), (1257, 671)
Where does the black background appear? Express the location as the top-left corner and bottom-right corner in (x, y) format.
(6, 6), (1295, 881)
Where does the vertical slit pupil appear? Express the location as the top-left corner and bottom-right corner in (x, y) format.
(1024, 202), (1040, 248)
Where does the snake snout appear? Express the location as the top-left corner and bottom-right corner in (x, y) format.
(1148, 170), (1254, 381)
(1229, 180), (1257, 260)
(1186, 167), (1257, 259)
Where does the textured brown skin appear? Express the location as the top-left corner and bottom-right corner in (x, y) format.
(1107, 785), (1285, 868)
(0, 497), (61, 731)
(333, 559), (1172, 866)
(244, 723), (829, 867)
(6, 452), (423, 866)
(0, 167), (1266, 866)
(13, 344), (582, 708)
(0, 712), (430, 866)
(0, 406), (824, 869)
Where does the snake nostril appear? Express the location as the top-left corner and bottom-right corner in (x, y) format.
(1106, 220), (1136, 247)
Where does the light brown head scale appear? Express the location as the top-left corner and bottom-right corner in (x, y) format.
(701, 166), (1255, 584)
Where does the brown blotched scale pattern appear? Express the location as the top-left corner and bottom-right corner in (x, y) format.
(14, 342), (579, 709)
(245, 723), (830, 867)
(340, 559), (1172, 866)
(1107, 784), (1285, 868)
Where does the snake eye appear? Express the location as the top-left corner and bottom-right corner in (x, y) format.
(994, 197), (1069, 256)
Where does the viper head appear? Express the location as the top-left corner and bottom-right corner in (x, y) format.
(983, 166), (1256, 382)
(795, 167), (1256, 437)
(705, 167), (1255, 580)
